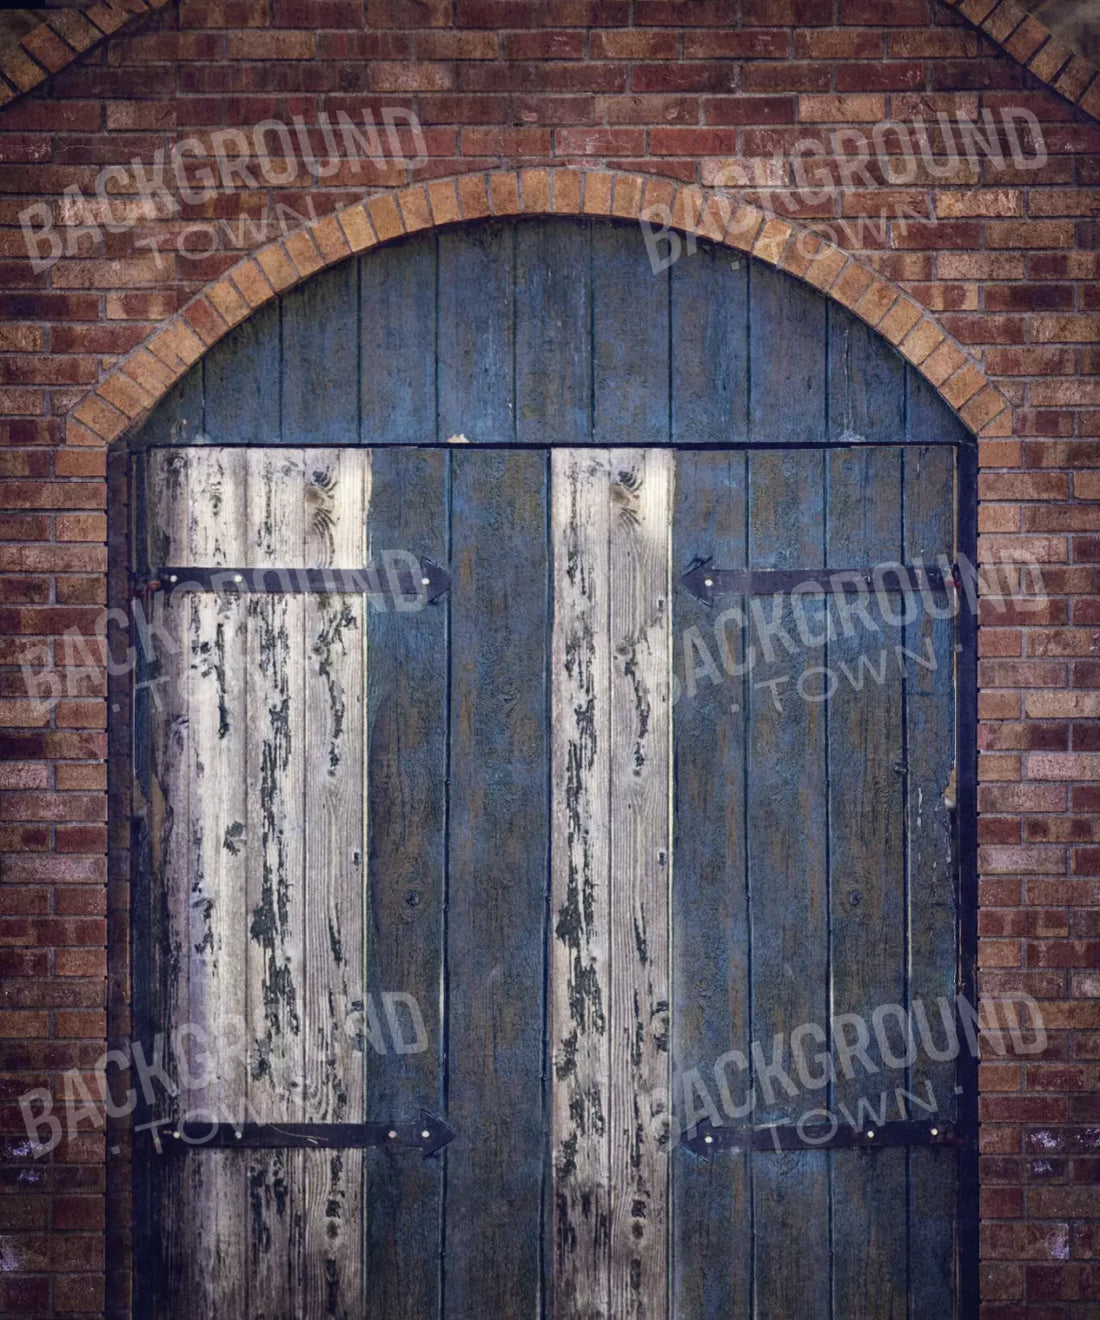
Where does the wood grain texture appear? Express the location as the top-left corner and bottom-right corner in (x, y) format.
(593, 227), (669, 446)
(203, 300), (281, 445)
(608, 448), (672, 1320)
(670, 244), (749, 445)
(282, 263), (359, 446)
(904, 442), (959, 1318)
(826, 445), (907, 1319)
(141, 450), (193, 1316)
(364, 447), (448, 1320)
(446, 449), (549, 1318)
(182, 448), (249, 1318)
(749, 262), (827, 444)
(300, 450), (368, 1310)
(550, 448), (612, 1319)
(670, 449), (750, 1320)
(745, 447), (829, 1319)
(129, 218), (974, 1320)
(516, 221), (592, 446)
(827, 302), (906, 443)
(438, 222), (515, 444)
(360, 233), (436, 444)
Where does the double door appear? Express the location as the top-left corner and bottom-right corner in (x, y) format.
(134, 441), (965, 1318)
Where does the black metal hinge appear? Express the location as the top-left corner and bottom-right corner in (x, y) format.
(679, 561), (957, 606)
(679, 1117), (959, 1159)
(130, 558), (451, 603)
(147, 1110), (454, 1158)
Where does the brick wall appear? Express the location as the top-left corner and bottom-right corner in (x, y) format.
(1, 0), (1099, 1315)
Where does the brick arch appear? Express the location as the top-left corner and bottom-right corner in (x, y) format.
(66, 167), (1012, 448)
(0, 0), (170, 108)
(945, 0), (1100, 117)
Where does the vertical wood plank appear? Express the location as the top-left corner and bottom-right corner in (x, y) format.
(182, 448), (249, 1318)
(282, 263), (360, 446)
(438, 223), (516, 444)
(670, 449), (751, 1319)
(826, 303), (906, 443)
(141, 451), (192, 1317)
(593, 227), (670, 445)
(203, 301), (281, 444)
(826, 445), (908, 1319)
(243, 448), (308, 1313)
(360, 234), (436, 444)
(301, 449), (368, 1314)
(908, 366), (969, 445)
(137, 369), (204, 448)
(749, 264), (827, 444)
(746, 448), (829, 1319)
(363, 446), (448, 1320)
(550, 448), (612, 1318)
(670, 244), (749, 445)
(904, 443), (959, 1317)
(608, 448), (672, 1320)
(516, 220), (592, 446)
(446, 449), (548, 1318)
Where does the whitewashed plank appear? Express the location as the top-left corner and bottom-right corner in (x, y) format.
(608, 448), (672, 1320)
(302, 449), (369, 1313)
(550, 448), (612, 1318)
(182, 448), (249, 1317)
(243, 448), (308, 1311)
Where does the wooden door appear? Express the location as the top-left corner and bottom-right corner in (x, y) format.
(133, 435), (968, 1318)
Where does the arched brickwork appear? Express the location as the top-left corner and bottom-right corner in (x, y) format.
(63, 166), (1012, 450)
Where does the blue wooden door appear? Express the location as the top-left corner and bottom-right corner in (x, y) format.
(133, 219), (975, 1318)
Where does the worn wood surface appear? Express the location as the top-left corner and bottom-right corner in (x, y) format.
(439, 223), (515, 444)
(550, 448), (612, 1318)
(133, 218), (969, 1320)
(139, 220), (957, 453)
(670, 450), (750, 1320)
(904, 442), (959, 1318)
(364, 446), (448, 1320)
(826, 445), (908, 1319)
(746, 447), (830, 1319)
(607, 449), (672, 1320)
(516, 222), (591, 446)
(446, 449), (549, 1317)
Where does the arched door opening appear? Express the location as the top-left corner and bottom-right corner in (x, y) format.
(127, 217), (976, 1318)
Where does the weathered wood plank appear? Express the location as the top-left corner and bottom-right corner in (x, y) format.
(516, 220), (592, 446)
(670, 449), (751, 1319)
(908, 365), (969, 445)
(550, 447), (612, 1318)
(137, 368), (204, 448)
(438, 223), (515, 443)
(608, 448), (672, 1320)
(593, 226), (670, 445)
(826, 302), (906, 443)
(446, 449), (548, 1318)
(670, 243), (749, 445)
(203, 301), (281, 445)
(243, 449), (308, 1312)
(904, 442), (959, 1317)
(360, 234), (436, 444)
(182, 448), (249, 1318)
(826, 445), (908, 1319)
(745, 448), (829, 1319)
(282, 263), (359, 446)
(301, 449), (368, 1312)
(363, 446), (448, 1320)
(141, 450), (192, 1316)
(749, 263), (827, 444)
